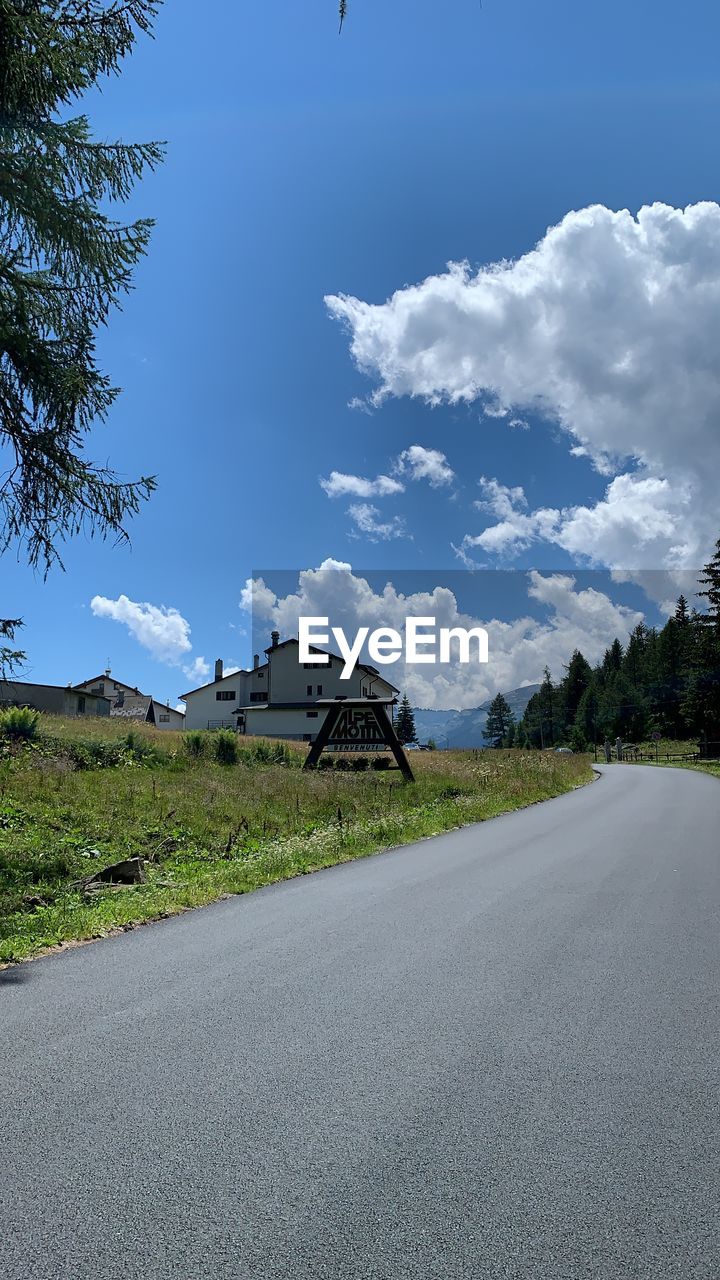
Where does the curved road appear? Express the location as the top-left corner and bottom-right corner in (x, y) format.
(2, 764), (719, 1279)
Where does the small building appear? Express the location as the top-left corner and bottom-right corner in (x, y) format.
(181, 632), (398, 739)
(180, 656), (270, 731)
(100, 692), (184, 728)
(72, 671), (185, 729)
(0, 679), (110, 718)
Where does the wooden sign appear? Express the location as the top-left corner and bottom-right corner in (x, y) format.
(303, 699), (415, 782)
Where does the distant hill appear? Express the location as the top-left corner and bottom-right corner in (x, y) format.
(412, 684), (541, 748)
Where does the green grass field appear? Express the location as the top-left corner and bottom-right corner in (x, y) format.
(0, 714), (594, 963)
(620, 736), (720, 779)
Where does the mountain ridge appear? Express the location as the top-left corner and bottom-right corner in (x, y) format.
(411, 684), (540, 748)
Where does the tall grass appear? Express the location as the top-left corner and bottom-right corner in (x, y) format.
(0, 713), (593, 963)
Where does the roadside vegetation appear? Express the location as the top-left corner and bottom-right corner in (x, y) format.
(515, 540), (720, 754)
(662, 760), (720, 780)
(617, 736), (720, 781)
(0, 714), (592, 963)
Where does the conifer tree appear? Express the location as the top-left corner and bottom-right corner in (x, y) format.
(675, 594), (689, 626)
(602, 638), (624, 675)
(485, 692), (513, 748)
(575, 683), (599, 747)
(0, 617), (24, 679)
(539, 667), (555, 746)
(623, 623), (650, 688)
(698, 539), (720, 629)
(598, 671), (648, 741)
(563, 650), (592, 725)
(656, 618), (687, 737)
(395, 694), (417, 744)
(515, 553), (720, 749)
(0, 1), (164, 573)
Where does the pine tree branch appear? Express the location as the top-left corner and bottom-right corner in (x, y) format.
(0, 2), (164, 570)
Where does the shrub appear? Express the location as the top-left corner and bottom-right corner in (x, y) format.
(68, 743), (93, 770)
(214, 730), (239, 765)
(60, 737), (128, 770)
(124, 728), (164, 765)
(371, 755), (391, 771)
(241, 738), (271, 764)
(238, 739), (297, 767)
(83, 739), (126, 768)
(350, 755), (369, 771)
(0, 706), (40, 740)
(269, 740), (294, 765)
(184, 731), (206, 759)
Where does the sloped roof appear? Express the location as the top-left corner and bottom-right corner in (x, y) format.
(73, 675), (142, 695)
(180, 663), (268, 700)
(109, 695), (152, 721)
(152, 701), (185, 717)
(0, 680), (109, 703)
(264, 639), (399, 692)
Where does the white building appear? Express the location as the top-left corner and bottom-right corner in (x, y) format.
(181, 631), (398, 740)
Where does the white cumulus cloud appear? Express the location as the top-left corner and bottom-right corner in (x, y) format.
(326, 202), (720, 570)
(242, 565), (643, 710)
(475, 476), (529, 519)
(396, 444), (455, 487)
(182, 656), (211, 683)
(347, 503), (407, 541)
(90, 594), (210, 684)
(319, 470), (405, 499)
(458, 472), (691, 574)
(319, 446), (455, 542)
(90, 594), (192, 664)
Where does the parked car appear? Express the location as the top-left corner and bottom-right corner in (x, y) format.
(555, 746), (574, 754)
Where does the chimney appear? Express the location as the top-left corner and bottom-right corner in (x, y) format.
(270, 630), (279, 649)
(253, 654), (260, 669)
(214, 658), (223, 683)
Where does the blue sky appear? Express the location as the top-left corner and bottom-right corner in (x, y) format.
(4, 0), (720, 706)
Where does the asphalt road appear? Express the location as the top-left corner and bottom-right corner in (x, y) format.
(2, 763), (719, 1279)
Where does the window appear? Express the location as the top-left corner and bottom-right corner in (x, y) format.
(303, 661), (326, 669)
(306, 684), (313, 696)
(250, 692), (266, 703)
(77, 696), (86, 714)
(306, 711), (318, 718)
(91, 685), (103, 695)
(257, 670), (265, 679)
(316, 685), (323, 696)
(159, 714), (170, 722)
(362, 686), (368, 696)
(216, 691), (236, 701)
